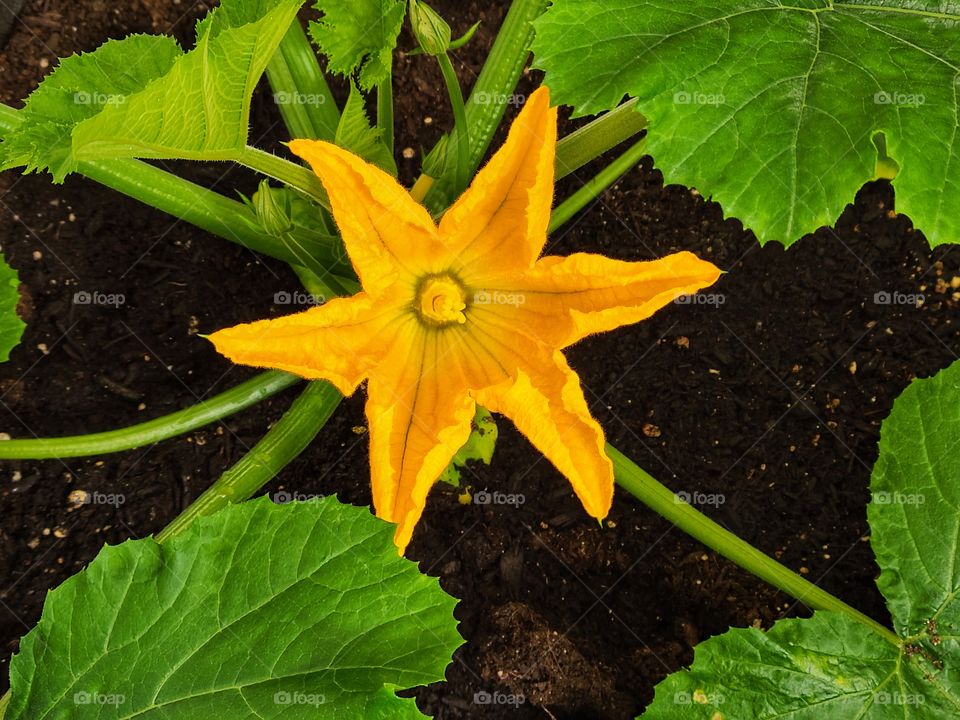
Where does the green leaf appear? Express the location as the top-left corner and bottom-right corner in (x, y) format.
(533, 1), (960, 246)
(0, 251), (25, 362)
(310, 0), (406, 91)
(0, 0), (305, 180)
(870, 359), (960, 642)
(0, 35), (181, 180)
(439, 406), (498, 486)
(7, 496), (462, 719)
(644, 612), (949, 719)
(72, 0), (304, 165)
(641, 359), (960, 718)
(335, 84), (398, 175)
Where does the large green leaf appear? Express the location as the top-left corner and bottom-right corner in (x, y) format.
(7, 497), (462, 719)
(870, 360), (960, 643)
(533, 1), (960, 247)
(0, 251), (25, 361)
(310, 0), (406, 91)
(0, 35), (181, 180)
(0, 0), (304, 180)
(640, 358), (960, 718)
(644, 612), (950, 719)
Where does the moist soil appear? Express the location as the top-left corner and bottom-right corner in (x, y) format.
(1, 2), (959, 718)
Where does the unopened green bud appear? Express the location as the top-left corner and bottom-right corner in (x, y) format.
(254, 180), (293, 237)
(409, 0), (451, 57)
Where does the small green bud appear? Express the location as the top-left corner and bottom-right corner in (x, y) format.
(254, 180), (293, 237)
(409, 0), (451, 57)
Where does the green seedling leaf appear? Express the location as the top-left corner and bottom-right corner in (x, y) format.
(0, 251), (25, 361)
(335, 84), (398, 175)
(7, 496), (462, 719)
(0, 35), (181, 180)
(1, 0), (305, 180)
(310, 0), (406, 91)
(641, 359), (960, 718)
(439, 406), (498, 486)
(533, 1), (960, 247)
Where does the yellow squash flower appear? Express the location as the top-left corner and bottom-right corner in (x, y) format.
(209, 87), (721, 552)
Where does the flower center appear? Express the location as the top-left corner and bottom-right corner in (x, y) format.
(416, 275), (467, 327)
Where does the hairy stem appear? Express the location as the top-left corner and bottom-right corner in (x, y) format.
(265, 21), (340, 141)
(609, 444), (901, 646)
(437, 52), (471, 194)
(0, 372), (299, 459)
(549, 138), (647, 233)
(236, 146), (330, 209)
(556, 98), (648, 181)
(155, 381), (342, 543)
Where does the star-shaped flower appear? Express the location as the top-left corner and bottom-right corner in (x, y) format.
(209, 86), (721, 552)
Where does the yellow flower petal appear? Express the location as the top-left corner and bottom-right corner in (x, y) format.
(474, 250), (722, 348)
(365, 321), (477, 553)
(207, 292), (404, 396)
(440, 86), (557, 282)
(288, 139), (450, 287)
(471, 324), (613, 520)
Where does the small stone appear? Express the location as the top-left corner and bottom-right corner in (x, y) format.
(675, 336), (690, 349)
(39, 58), (49, 69)
(53, 528), (68, 539)
(848, 361), (857, 374)
(32, 250), (43, 261)
(642, 423), (662, 438)
(402, 147), (416, 159)
(37, 343), (49, 355)
(68, 489), (90, 507)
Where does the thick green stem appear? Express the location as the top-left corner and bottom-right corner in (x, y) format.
(608, 444), (901, 646)
(265, 21), (340, 141)
(378, 72), (395, 155)
(0, 372), (299, 460)
(421, 0), (548, 210)
(0, 104), (304, 266)
(437, 53), (471, 194)
(556, 98), (647, 181)
(155, 381), (342, 543)
(236, 146), (330, 209)
(549, 138), (647, 233)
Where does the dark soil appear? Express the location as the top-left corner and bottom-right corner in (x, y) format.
(2, 2), (959, 719)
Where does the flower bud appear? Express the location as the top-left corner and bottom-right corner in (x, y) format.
(409, 0), (451, 56)
(254, 180), (293, 237)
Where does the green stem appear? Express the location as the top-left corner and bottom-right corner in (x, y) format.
(155, 381), (342, 543)
(556, 98), (647, 181)
(0, 691), (7, 718)
(437, 52), (471, 194)
(236, 146), (330, 209)
(421, 0), (548, 210)
(0, 372), (299, 460)
(0, 104), (303, 267)
(608, 444), (901, 646)
(549, 138), (647, 233)
(265, 21), (340, 141)
(378, 71), (395, 155)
